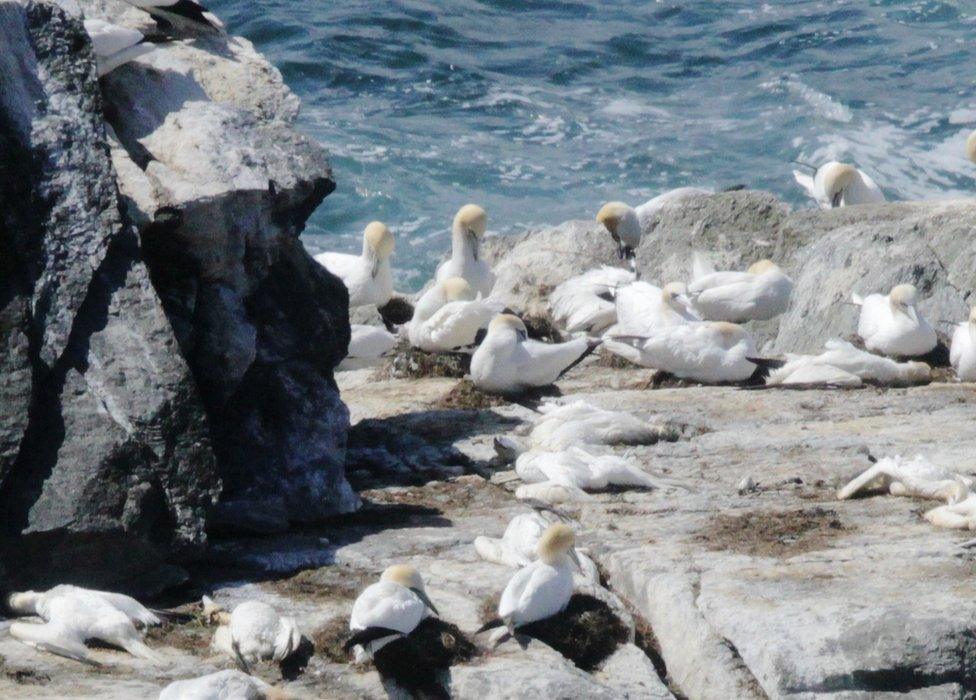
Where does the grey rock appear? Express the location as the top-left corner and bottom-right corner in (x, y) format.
(595, 643), (675, 699)
(0, 1), (217, 594)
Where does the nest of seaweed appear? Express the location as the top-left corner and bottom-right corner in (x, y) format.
(377, 346), (471, 380)
(481, 593), (628, 671)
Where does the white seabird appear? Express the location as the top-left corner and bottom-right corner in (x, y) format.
(854, 283), (937, 357)
(338, 324), (397, 370)
(407, 277), (503, 352)
(122, 0), (224, 33)
(950, 307), (976, 381)
(548, 266), (635, 334)
(610, 280), (700, 336)
(686, 257), (793, 322)
(346, 564), (438, 661)
(478, 523), (578, 645)
(924, 485), (976, 530)
(474, 511), (600, 585)
(793, 161), (885, 209)
(766, 339), (931, 387)
(515, 446), (686, 493)
(837, 454), (973, 501)
(435, 204), (495, 297)
(607, 322), (758, 383)
(596, 201), (642, 265)
(204, 597), (301, 673)
(315, 221), (396, 308)
(84, 19), (164, 77)
(7, 586), (163, 665)
(527, 400), (664, 451)
(967, 131), (976, 164)
(158, 670), (282, 700)
(470, 315), (594, 395)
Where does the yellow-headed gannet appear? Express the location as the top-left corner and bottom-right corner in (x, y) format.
(407, 277), (503, 352)
(766, 339), (931, 387)
(470, 315), (595, 395)
(686, 256), (793, 323)
(527, 400), (664, 451)
(607, 321), (758, 383)
(477, 524), (579, 645)
(609, 280), (701, 336)
(346, 564), (438, 661)
(854, 284), (937, 357)
(793, 161), (885, 209)
(548, 266), (635, 334)
(838, 454), (973, 501)
(315, 222), (396, 308)
(435, 205), (495, 297)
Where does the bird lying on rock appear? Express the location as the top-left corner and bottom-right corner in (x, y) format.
(7, 585), (164, 665)
(514, 446), (687, 493)
(470, 315), (598, 395)
(339, 324), (398, 370)
(607, 281), (700, 336)
(765, 339), (931, 387)
(435, 204), (495, 297)
(606, 322), (759, 383)
(158, 670), (288, 700)
(474, 510), (600, 585)
(924, 487), (976, 530)
(792, 160), (885, 208)
(549, 266), (635, 334)
(478, 524), (579, 646)
(346, 564), (439, 662)
(837, 454), (973, 502)
(408, 277), (503, 352)
(84, 19), (167, 77)
(316, 222), (396, 309)
(950, 307), (976, 381)
(526, 400), (667, 451)
(853, 284), (937, 357)
(686, 255), (793, 323)
(203, 597), (302, 673)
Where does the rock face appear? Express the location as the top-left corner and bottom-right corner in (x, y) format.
(0, 1), (217, 593)
(0, 0), (352, 592)
(487, 191), (976, 352)
(81, 0), (356, 529)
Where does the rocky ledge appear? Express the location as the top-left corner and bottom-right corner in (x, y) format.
(0, 0), (352, 595)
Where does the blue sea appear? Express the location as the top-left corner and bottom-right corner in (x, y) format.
(209, 0), (976, 291)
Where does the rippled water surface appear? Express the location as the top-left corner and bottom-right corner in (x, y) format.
(209, 0), (976, 290)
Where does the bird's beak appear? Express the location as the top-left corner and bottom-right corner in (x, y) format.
(676, 294), (692, 309)
(616, 243), (626, 260)
(517, 329), (528, 342)
(371, 256), (380, 278)
(568, 548), (583, 573)
(897, 303), (917, 322)
(411, 588), (440, 616)
(830, 190), (843, 208)
(468, 230), (479, 261)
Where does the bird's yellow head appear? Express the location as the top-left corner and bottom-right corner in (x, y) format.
(364, 221), (395, 259)
(537, 523), (576, 564)
(747, 259), (778, 275)
(454, 204), (487, 237)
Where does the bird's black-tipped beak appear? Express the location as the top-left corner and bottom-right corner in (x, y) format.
(830, 190), (843, 208)
(411, 588), (440, 616)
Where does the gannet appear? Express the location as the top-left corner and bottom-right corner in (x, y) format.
(478, 524), (579, 645)
(607, 322), (758, 383)
(407, 277), (503, 352)
(610, 281), (700, 335)
(854, 284), (937, 357)
(837, 454), (973, 501)
(766, 339), (931, 387)
(792, 161), (885, 209)
(470, 315), (594, 395)
(315, 222), (396, 308)
(950, 308), (976, 381)
(346, 565), (439, 661)
(515, 481), (593, 504)
(924, 485), (976, 530)
(548, 266), (635, 333)
(83, 19), (164, 77)
(686, 257), (793, 322)
(596, 202), (642, 264)
(203, 597), (301, 672)
(122, 0), (224, 33)
(514, 447), (677, 492)
(435, 204), (495, 297)
(7, 586), (163, 665)
(338, 324), (397, 370)
(474, 511), (600, 585)
(528, 400), (664, 451)
(633, 187), (712, 229)
(159, 670), (282, 700)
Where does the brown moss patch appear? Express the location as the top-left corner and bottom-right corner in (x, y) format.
(145, 616), (212, 655)
(362, 476), (508, 515)
(311, 616), (352, 663)
(267, 565), (375, 604)
(375, 347), (470, 380)
(696, 507), (847, 557)
(436, 379), (508, 410)
(522, 314), (563, 344)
